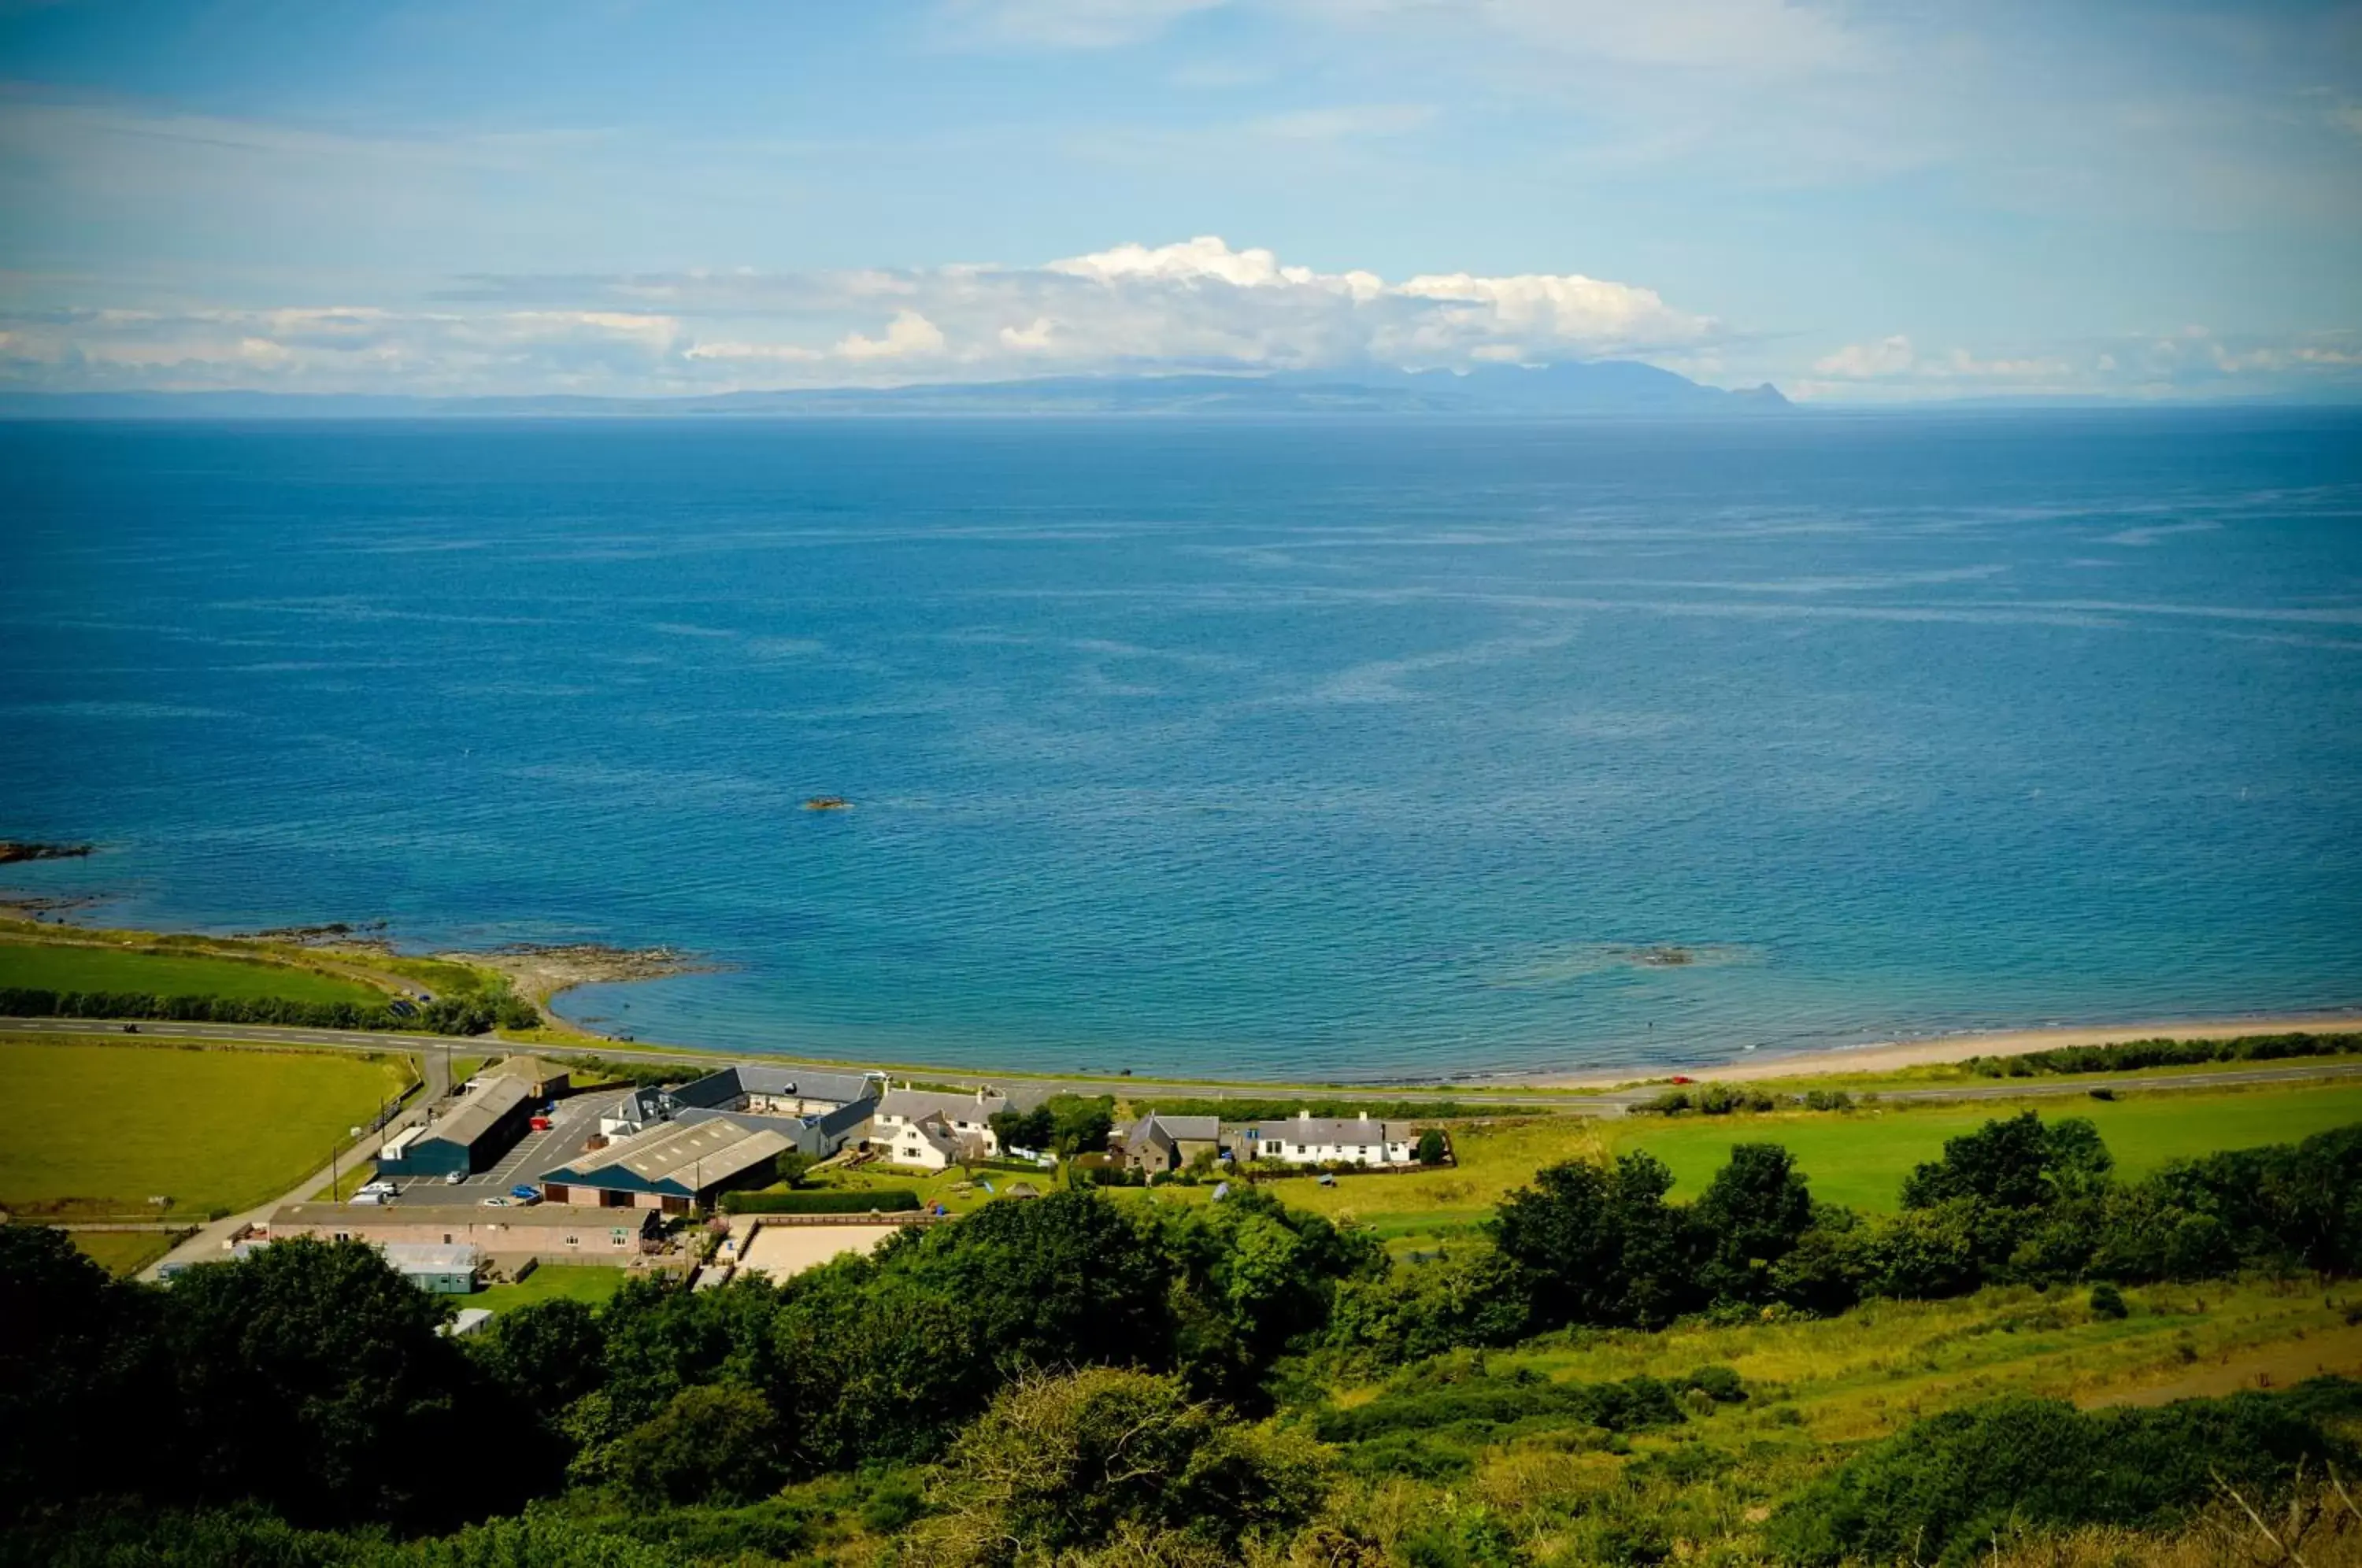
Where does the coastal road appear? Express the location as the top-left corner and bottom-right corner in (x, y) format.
(10, 1015), (2362, 1117)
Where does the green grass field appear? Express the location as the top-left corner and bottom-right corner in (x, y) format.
(65, 1228), (180, 1276)
(0, 1038), (413, 1216)
(1112, 1082), (2362, 1249)
(0, 938), (381, 1005)
(473, 1264), (635, 1314)
(1612, 1081), (2362, 1210)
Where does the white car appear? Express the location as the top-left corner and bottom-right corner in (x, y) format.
(444, 1170), (465, 1185)
(479, 1196), (513, 1207)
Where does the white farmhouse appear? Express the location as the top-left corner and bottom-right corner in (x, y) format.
(868, 1084), (1005, 1168)
(1233, 1110), (1416, 1167)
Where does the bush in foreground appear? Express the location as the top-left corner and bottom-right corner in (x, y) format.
(1769, 1380), (2362, 1566)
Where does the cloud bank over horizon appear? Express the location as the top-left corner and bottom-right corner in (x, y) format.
(0, 2), (2354, 404)
(0, 236), (1733, 397)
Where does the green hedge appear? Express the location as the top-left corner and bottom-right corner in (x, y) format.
(720, 1189), (922, 1215)
(0, 986), (538, 1036)
(1966, 1030), (2362, 1078)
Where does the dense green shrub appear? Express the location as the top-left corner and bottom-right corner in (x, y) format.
(1966, 1030), (2362, 1078)
(915, 1368), (1327, 1564)
(1769, 1381), (2362, 1566)
(717, 1189), (922, 1215)
(1312, 1370), (1688, 1443)
(0, 986), (537, 1036)
(1492, 1151), (1697, 1328)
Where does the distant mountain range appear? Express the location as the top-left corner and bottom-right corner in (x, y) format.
(0, 361), (1791, 419)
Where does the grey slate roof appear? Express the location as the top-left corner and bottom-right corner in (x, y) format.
(420, 1077), (531, 1150)
(675, 1064), (881, 1111)
(1242, 1116), (1403, 1145)
(542, 1118), (792, 1195)
(877, 1086), (1005, 1122)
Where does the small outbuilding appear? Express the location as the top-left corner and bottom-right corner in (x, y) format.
(378, 1241), (480, 1294)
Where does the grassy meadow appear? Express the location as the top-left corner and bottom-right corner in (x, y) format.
(1106, 1080), (2362, 1255)
(0, 1036), (414, 1217)
(65, 1228), (180, 1277)
(472, 1263), (635, 1315)
(0, 936), (383, 1005)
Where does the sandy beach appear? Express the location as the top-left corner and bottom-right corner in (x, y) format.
(1536, 1011), (2362, 1089)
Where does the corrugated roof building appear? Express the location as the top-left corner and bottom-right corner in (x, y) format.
(539, 1118), (793, 1214)
(376, 1076), (535, 1178)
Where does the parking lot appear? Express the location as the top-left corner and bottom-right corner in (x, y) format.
(366, 1088), (613, 1206)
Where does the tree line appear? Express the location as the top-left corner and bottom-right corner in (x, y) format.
(0, 986), (539, 1036)
(1331, 1113), (2362, 1363)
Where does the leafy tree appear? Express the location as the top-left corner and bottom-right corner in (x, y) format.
(1690, 1142), (1816, 1304)
(1415, 1129), (1448, 1166)
(157, 1237), (534, 1529)
(918, 1367), (1327, 1566)
(766, 1190), (1178, 1470)
(990, 1104), (1053, 1154)
(0, 1226), (159, 1514)
(1491, 1152), (1700, 1329)
(1899, 1111), (2111, 1211)
(1044, 1094), (1116, 1156)
(610, 1384), (786, 1506)
(472, 1296), (607, 1413)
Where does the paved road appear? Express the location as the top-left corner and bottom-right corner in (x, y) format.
(15, 1015), (2362, 1120)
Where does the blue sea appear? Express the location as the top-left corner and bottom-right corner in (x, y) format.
(3, 412), (2359, 1082)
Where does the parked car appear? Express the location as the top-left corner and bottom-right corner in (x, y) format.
(529, 1115), (553, 1131)
(509, 1185), (542, 1204)
(358, 1180), (397, 1197)
(443, 1170), (465, 1185)
(479, 1196), (512, 1207)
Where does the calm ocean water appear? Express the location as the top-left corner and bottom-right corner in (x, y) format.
(3, 413), (2358, 1081)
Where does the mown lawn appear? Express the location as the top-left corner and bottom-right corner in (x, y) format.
(0, 937), (380, 1005)
(0, 1037), (413, 1216)
(472, 1264), (634, 1314)
(1612, 1081), (2362, 1211)
(65, 1228), (179, 1276)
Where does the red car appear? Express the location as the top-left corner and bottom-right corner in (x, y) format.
(1668, 1075), (1694, 1085)
(529, 1115), (553, 1130)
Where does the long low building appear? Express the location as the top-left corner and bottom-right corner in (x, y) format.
(540, 1117), (794, 1213)
(594, 1065), (881, 1156)
(262, 1201), (663, 1265)
(376, 1076), (535, 1178)
(1228, 1110), (1418, 1167)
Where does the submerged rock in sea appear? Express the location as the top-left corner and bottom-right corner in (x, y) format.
(804, 796), (853, 812)
(0, 841), (93, 865)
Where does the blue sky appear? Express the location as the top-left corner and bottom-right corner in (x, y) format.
(2, 0), (2357, 400)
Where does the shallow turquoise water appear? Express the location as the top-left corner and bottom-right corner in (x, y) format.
(3, 412), (2357, 1080)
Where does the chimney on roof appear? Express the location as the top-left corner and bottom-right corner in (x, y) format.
(1298, 1109), (1311, 1122)
(1358, 1111), (1370, 1122)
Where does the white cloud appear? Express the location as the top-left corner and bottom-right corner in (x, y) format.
(0, 235), (1720, 394)
(1794, 326), (2362, 402)
(835, 309), (950, 361)
(1814, 335), (1916, 377)
(935, 0), (1231, 50)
